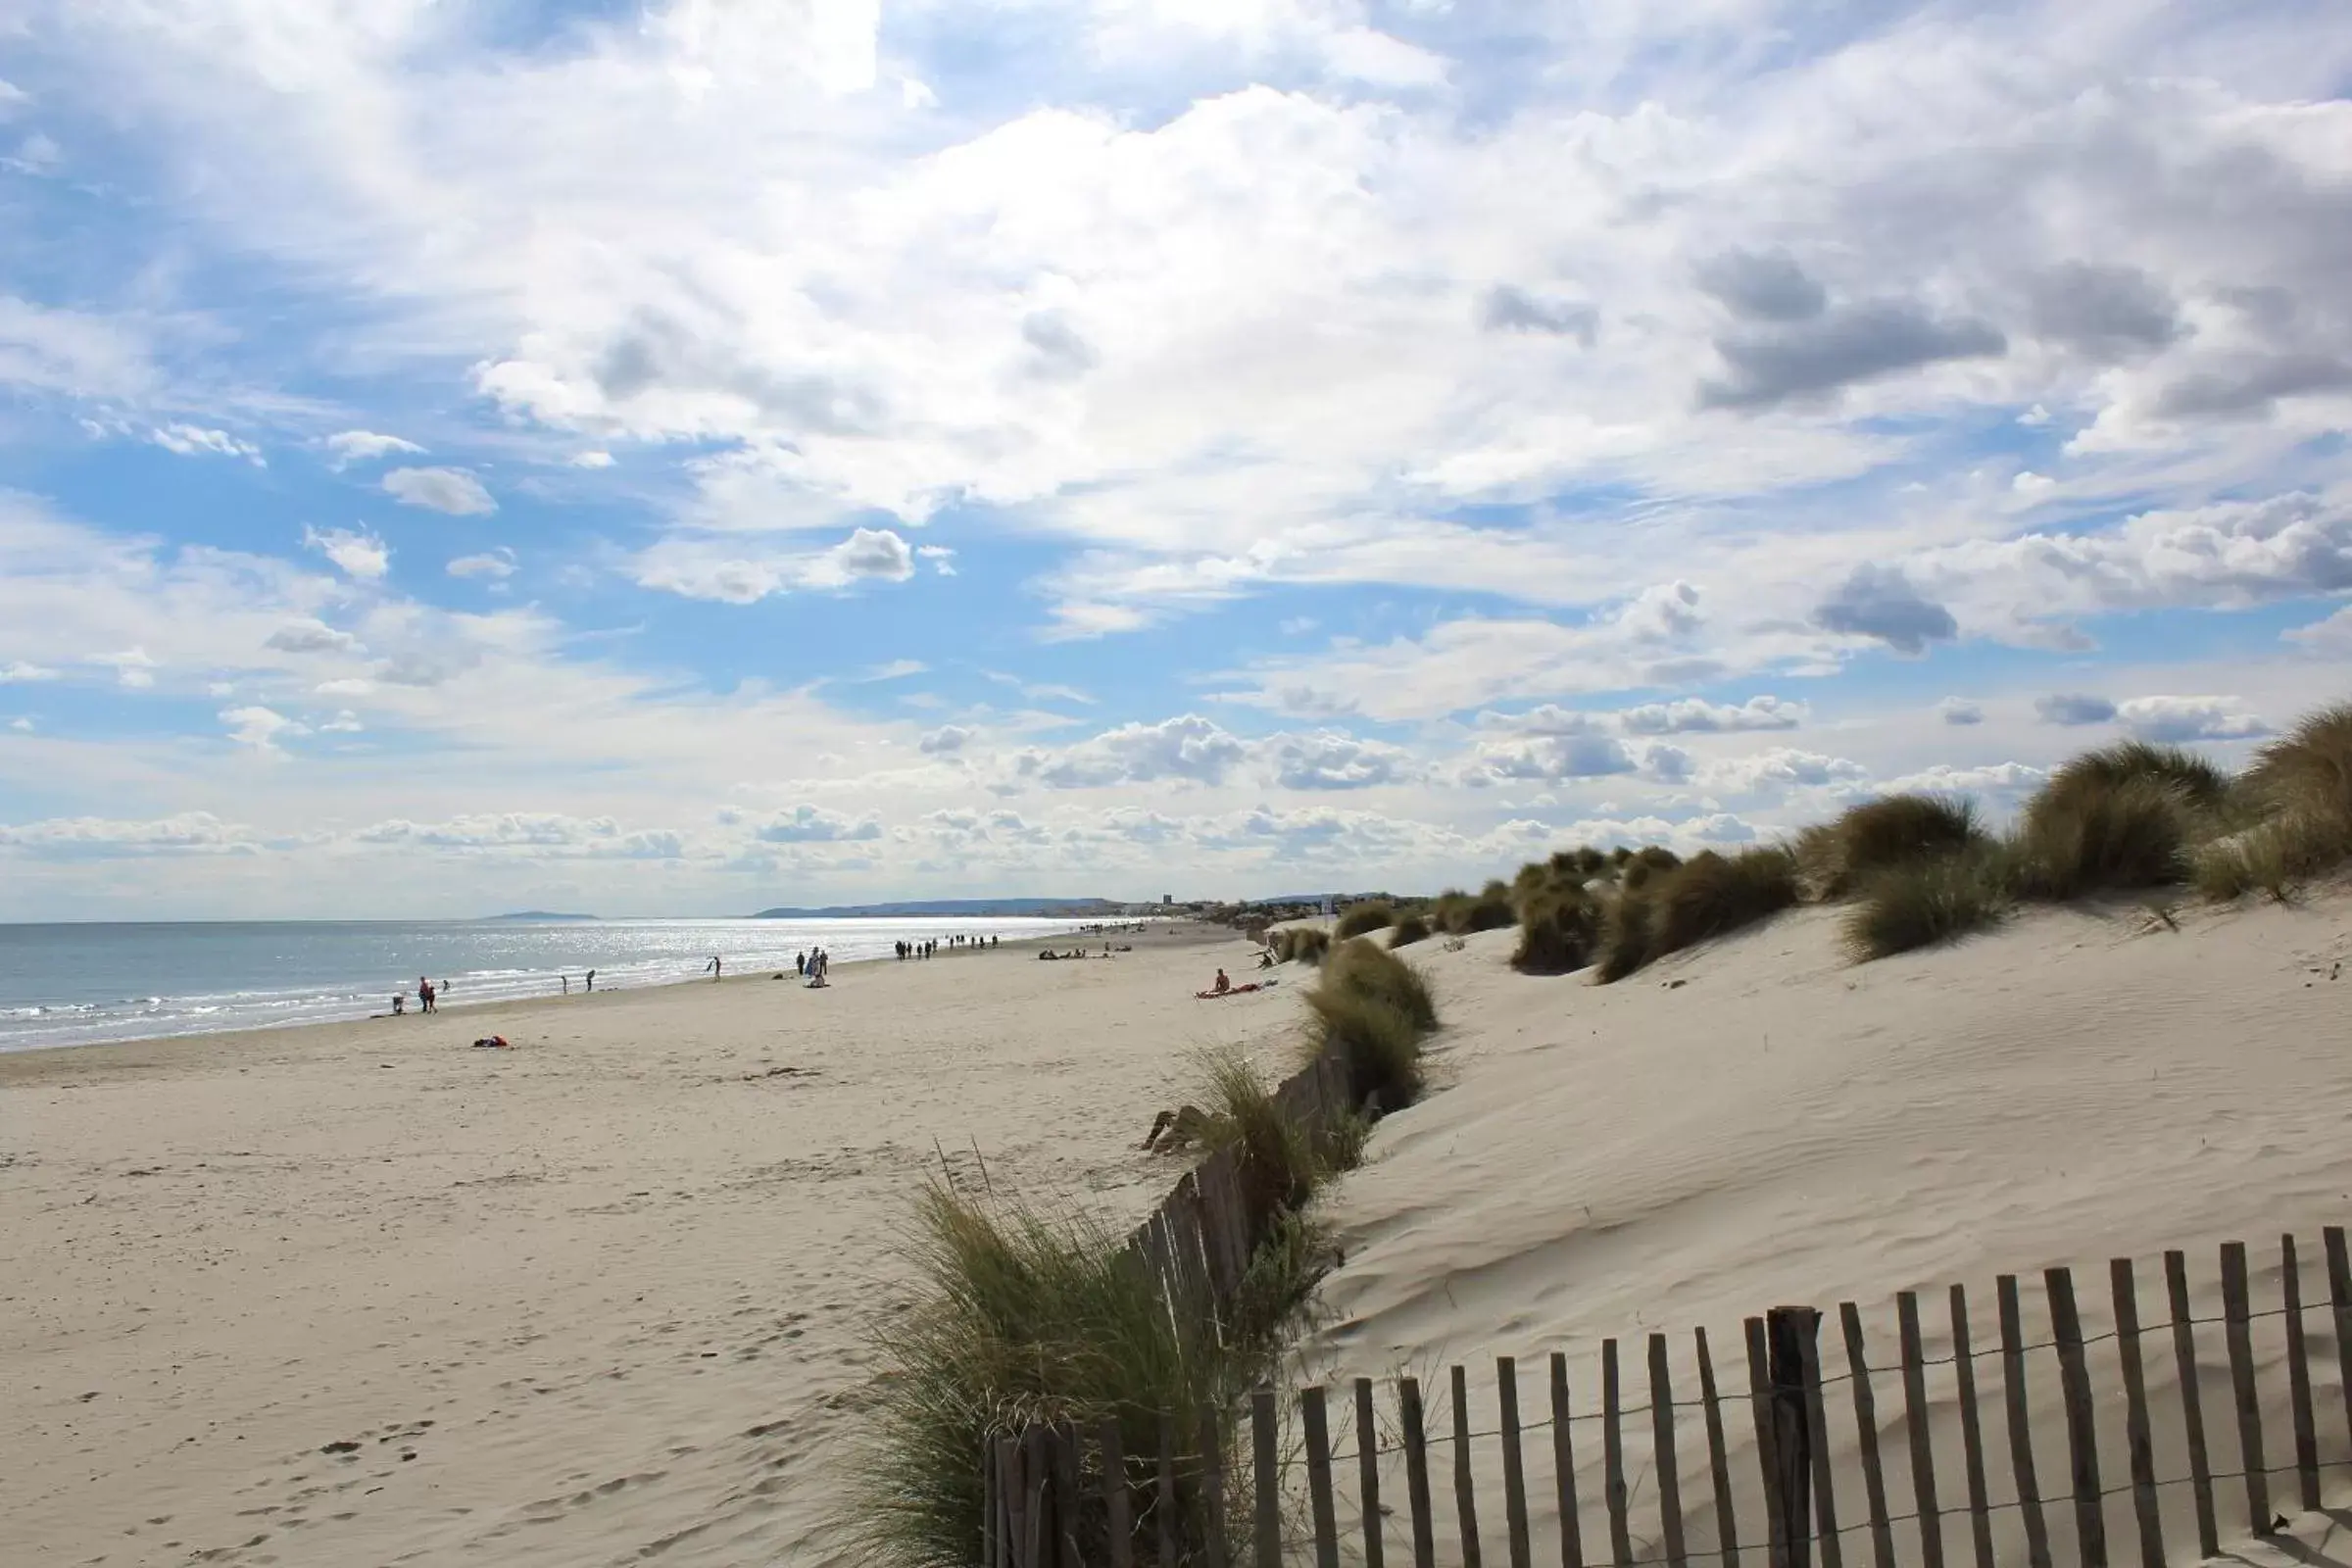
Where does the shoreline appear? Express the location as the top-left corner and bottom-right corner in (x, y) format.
(0, 916), (1172, 1063)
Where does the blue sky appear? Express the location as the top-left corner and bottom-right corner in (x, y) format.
(1, 0), (2348, 919)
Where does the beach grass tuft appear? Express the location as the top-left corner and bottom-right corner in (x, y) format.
(1795, 794), (1984, 901)
(1511, 885), (1602, 974)
(1840, 848), (2010, 960)
(1284, 926), (1331, 965)
(1596, 847), (1795, 982)
(1333, 902), (1396, 940)
(2013, 772), (2195, 899)
(1302, 939), (1437, 1110)
(1388, 911), (1433, 948)
(1617, 845), (1683, 892)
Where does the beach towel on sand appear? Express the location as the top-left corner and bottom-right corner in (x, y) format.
(1194, 981), (1272, 1000)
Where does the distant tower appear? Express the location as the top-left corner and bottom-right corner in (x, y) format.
(1163, 893), (1173, 905)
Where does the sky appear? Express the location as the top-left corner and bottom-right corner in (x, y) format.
(0, 0), (2348, 919)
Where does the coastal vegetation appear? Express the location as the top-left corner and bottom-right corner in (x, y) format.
(854, 927), (1442, 1566)
(1332, 901), (1396, 939)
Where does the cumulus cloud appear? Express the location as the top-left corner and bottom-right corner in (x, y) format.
(754, 805), (883, 843)
(447, 549), (516, 580)
(2115, 695), (2269, 743)
(918, 724), (972, 756)
(569, 450), (615, 468)
(264, 620), (359, 655)
(1693, 249), (1826, 323)
(1616, 696), (1805, 735)
(1699, 301), (2006, 411)
(1028, 714), (1249, 789)
(0, 662), (57, 682)
(1936, 698), (1985, 726)
(302, 524), (389, 581)
(2023, 263), (2181, 359)
(220, 705), (305, 751)
(633, 527), (914, 603)
(1477, 284), (1597, 343)
(0, 811), (261, 855)
(1881, 761), (2049, 796)
(1460, 732), (1689, 786)
(1267, 730), (1416, 790)
(383, 466), (497, 515)
(1700, 748), (1872, 795)
(323, 430), (424, 467)
(150, 423), (263, 464)
(1812, 564), (1959, 655)
(2036, 693), (2118, 726)
(357, 812), (683, 858)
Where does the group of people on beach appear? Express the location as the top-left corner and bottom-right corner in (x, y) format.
(796, 949), (830, 986)
(894, 935), (998, 959)
(391, 975), (454, 1015)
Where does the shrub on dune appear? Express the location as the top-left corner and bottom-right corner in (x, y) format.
(1599, 848), (1796, 981)
(1840, 850), (2009, 960)
(1619, 845), (1683, 892)
(1595, 889), (1657, 982)
(1795, 794), (1984, 901)
(1441, 881), (1516, 933)
(1286, 927), (1332, 965)
(1389, 912), (1432, 948)
(2189, 815), (2344, 904)
(1511, 886), (1602, 974)
(2244, 701), (2352, 842)
(856, 1184), (1228, 1568)
(1333, 902), (1395, 940)
(1324, 936), (1438, 1032)
(1303, 938), (1439, 1109)
(1194, 1047), (1327, 1213)
(2042, 739), (2231, 816)
(2014, 774), (2195, 899)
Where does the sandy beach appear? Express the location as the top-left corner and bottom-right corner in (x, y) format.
(0, 923), (1296, 1567)
(10, 889), (2352, 1567)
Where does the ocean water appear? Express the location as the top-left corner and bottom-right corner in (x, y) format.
(0, 916), (1107, 1052)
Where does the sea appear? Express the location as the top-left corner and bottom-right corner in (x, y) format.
(0, 915), (1110, 1053)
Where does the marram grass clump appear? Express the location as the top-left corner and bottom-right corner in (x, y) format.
(1302, 936), (1439, 1110)
(1596, 847), (1796, 982)
(1511, 886), (1601, 974)
(1796, 794), (1984, 902)
(1389, 911), (1433, 948)
(1333, 902), (1396, 940)
(1840, 848), (2010, 960)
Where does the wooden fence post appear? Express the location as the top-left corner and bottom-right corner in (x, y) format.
(1838, 1303), (1896, 1568)
(1996, 1275), (2053, 1568)
(1552, 1351), (1585, 1568)
(1357, 1377), (1388, 1568)
(985, 1433), (1002, 1568)
(1401, 1375), (1438, 1568)
(1747, 1318), (1788, 1568)
(1766, 1307), (1819, 1568)
(1796, 1317), (1845, 1568)
(1157, 1414), (1179, 1568)
(1499, 1356), (1535, 1568)
(2281, 1234), (2323, 1513)
(2044, 1267), (2105, 1568)
(1650, 1334), (1689, 1568)
(1302, 1386), (1341, 1568)
(1603, 1339), (1634, 1568)
(1003, 1436), (1028, 1568)
(1201, 1403), (1231, 1568)
(2219, 1241), (2273, 1536)
(1455, 1363), (1486, 1568)
(1055, 1421), (1083, 1568)
(1695, 1327), (1740, 1568)
(1948, 1285), (1996, 1568)
(2159, 1252), (2219, 1558)
(2108, 1259), (2164, 1568)
(1253, 1387), (1281, 1568)
(2328, 1229), (2352, 1459)
(1101, 1419), (1134, 1568)
(1895, 1293), (1945, 1568)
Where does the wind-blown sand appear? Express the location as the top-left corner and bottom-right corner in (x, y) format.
(0, 924), (1298, 1567)
(9, 892), (2351, 1568)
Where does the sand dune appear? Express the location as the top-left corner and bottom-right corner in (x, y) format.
(0, 925), (1294, 1567)
(1296, 889), (2352, 1565)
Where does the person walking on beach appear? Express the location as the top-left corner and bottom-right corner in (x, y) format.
(796, 951), (807, 977)
(585, 969), (596, 993)
(708, 955), (722, 981)
(561, 974), (569, 995)
(417, 976), (436, 1013)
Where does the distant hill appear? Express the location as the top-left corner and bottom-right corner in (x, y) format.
(481, 910), (598, 921)
(751, 898), (1129, 919)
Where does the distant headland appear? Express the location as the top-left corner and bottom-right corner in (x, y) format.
(750, 898), (1129, 919)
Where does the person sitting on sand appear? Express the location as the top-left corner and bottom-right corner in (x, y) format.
(1212, 967), (1231, 995)
(392, 992), (405, 1015)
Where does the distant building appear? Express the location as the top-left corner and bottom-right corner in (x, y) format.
(1163, 893), (1172, 905)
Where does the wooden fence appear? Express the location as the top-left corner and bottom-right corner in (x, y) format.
(983, 1227), (2352, 1568)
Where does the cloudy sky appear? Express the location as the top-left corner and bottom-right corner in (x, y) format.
(1, 0), (2347, 919)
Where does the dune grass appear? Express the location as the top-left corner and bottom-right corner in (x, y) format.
(1840, 848), (2011, 960)
(855, 1184), (1236, 1568)
(2013, 773), (2195, 899)
(1596, 847), (1796, 982)
(1795, 794), (1984, 902)
(1333, 902), (1396, 940)
(1193, 1046), (1329, 1213)
(1283, 926), (1331, 965)
(1511, 886), (1602, 974)
(1302, 938), (1438, 1110)
(1389, 911), (1433, 948)
(1618, 845), (1683, 892)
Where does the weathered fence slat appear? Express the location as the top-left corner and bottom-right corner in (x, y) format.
(2105, 1262), (2160, 1568)
(1604, 1339), (1635, 1568)
(1947, 1285), (1995, 1568)
(1552, 1351), (1586, 1568)
(2281, 1234), (2323, 1513)
(1695, 1326), (1740, 1568)
(1002, 1436), (1026, 1568)
(1023, 1425), (1052, 1568)
(1101, 1419), (1134, 1568)
(1895, 1293), (1945, 1568)
(1838, 1302), (1897, 1568)
(2328, 1229), (2352, 1466)
(1303, 1387), (1341, 1568)
(1795, 1309), (1844, 1568)
(2161, 1251), (2220, 1559)
(1455, 1363), (1487, 1568)
(1651, 1333), (1689, 1568)
(1402, 1375), (1438, 1568)
(1054, 1421), (1083, 1568)
(2219, 1241), (2273, 1536)
(1499, 1356), (1535, 1568)
(1357, 1377), (1388, 1568)
(1996, 1275), (2054, 1568)
(2044, 1266), (2105, 1568)
(1745, 1318), (1788, 1568)
(984, 1434), (1001, 1568)
(1253, 1387), (1281, 1568)
(1200, 1403), (1231, 1568)
(1156, 1414), (1179, 1568)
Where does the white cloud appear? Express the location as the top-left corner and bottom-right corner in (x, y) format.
(150, 423), (263, 464)
(1267, 730), (1417, 790)
(917, 544), (957, 576)
(1025, 714), (1250, 789)
(220, 705), (306, 752)
(1936, 697), (1984, 726)
(0, 811), (262, 855)
(447, 549), (517, 580)
(383, 466), (497, 515)
(8, 717), (30, 732)
(1881, 761), (2049, 797)
(1615, 696), (1806, 735)
(0, 662), (57, 683)
(264, 620), (360, 655)
(318, 709), (365, 733)
(918, 724), (971, 756)
(632, 525), (915, 603)
(323, 429), (426, 466)
(2115, 695), (2269, 743)
(104, 647), (158, 689)
(302, 524), (390, 581)
(2035, 693), (2117, 726)
(569, 450), (616, 468)
(755, 805), (883, 844)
